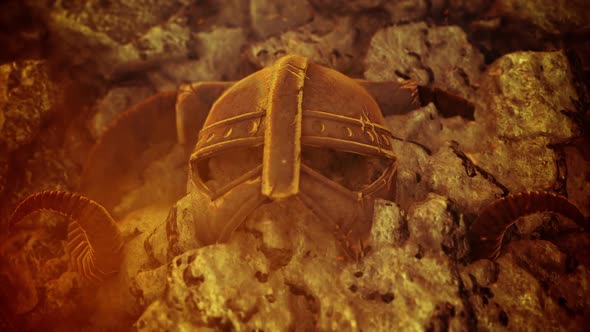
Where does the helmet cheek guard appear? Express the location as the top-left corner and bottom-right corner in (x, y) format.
(185, 55), (397, 244)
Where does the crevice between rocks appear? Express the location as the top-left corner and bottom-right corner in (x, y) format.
(449, 140), (510, 196)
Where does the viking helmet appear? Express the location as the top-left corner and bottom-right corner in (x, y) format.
(182, 55), (397, 244)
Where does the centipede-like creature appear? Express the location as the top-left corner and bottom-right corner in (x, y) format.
(468, 191), (589, 260)
(8, 191), (123, 281)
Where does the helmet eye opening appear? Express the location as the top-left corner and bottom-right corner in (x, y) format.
(301, 146), (391, 192)
(191, 146), (263, 196)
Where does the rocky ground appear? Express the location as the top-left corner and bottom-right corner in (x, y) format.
(0, 0), (589, 331)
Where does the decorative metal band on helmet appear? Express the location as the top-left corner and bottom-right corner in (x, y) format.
(188, 55), (396, 202)
(301, 109), (395, 159)
(193, 110), (265, 159)
(191, 107), (395, 160)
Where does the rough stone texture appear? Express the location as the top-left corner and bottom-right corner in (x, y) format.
(476, 51), (579, 141)
(29, 0), (252, 81)
(407, 193), (468, 259)
(384, 50), (583, 203)
(370, 199), (407, 247)
(0, 217), (92, 331)
(135, 202), (470, 331)
(248, 16), (357, 73)
(0, 203), (171, 331)
(365, 22), (485, 100)
(462, 240), (589, 331)
(308, 0), (430, 23)
(491, 0), (590, 35)
(565, 146), (590, 216)
(163, 191), (205, 259)
(89, 85), (155, 140)
(0, 137), (183, 330)
(385, 103), (489, 153)
(471, 137), (558, 193)
(344, 245), (468, 331)
(138, 239), (285, 331)
(128, 20), (192, 61)
(250, 0), (314, 38)
(389, 137), (431, 211)
(42, 7), (141, 78)
(383, 103), (494, 215)
(42, 0), (188, 45)
(0, 61), (56, 152)
(374, 46), (586, 331)
(4, 124), (76, 217)
(386, 104), (448, 153)
(425, 145), (503, 214)
(0, 61), (88, 228)
(436, 0), (491, 20)
(210, 0), (251, 28)
(382, 0), (428, 23)
(307, 0), (385, 13)
(143, 219), (169, 267)
(147, 27), (248, 90)
(30, 0), (194, 77)
(134, 193), (487, 331)
(137, 202), (336, 331)
(385, 103), (499, 212)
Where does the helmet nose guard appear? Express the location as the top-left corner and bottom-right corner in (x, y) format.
(186, 55), (397, 244)
(261, 55), (308, 199)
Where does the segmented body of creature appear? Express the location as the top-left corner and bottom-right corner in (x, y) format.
(9, 55), (589, 280)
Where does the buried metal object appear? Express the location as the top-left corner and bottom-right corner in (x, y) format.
(8, 55), (589, 280)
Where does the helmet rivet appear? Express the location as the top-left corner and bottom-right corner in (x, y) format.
(342, 126), (353, 137)
(206, 132), (215, 142)
(380, 134), (390, 147)
(248, 120), (259, 135)
(224, 127), (233, 138)
(312, 120), (326, 134)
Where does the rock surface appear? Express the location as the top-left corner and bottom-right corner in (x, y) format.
(475, 51), (579, 141)
(365, 22), (485, 101)
(0, 1), (588, 331)
(0, 61), (56, 152)
(491, 0), (590, 35)
(250, 0), (313, 38)
(147, 27), (249, 90)
(248, 16), (357, 72)
(135, 198), (470, 331)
